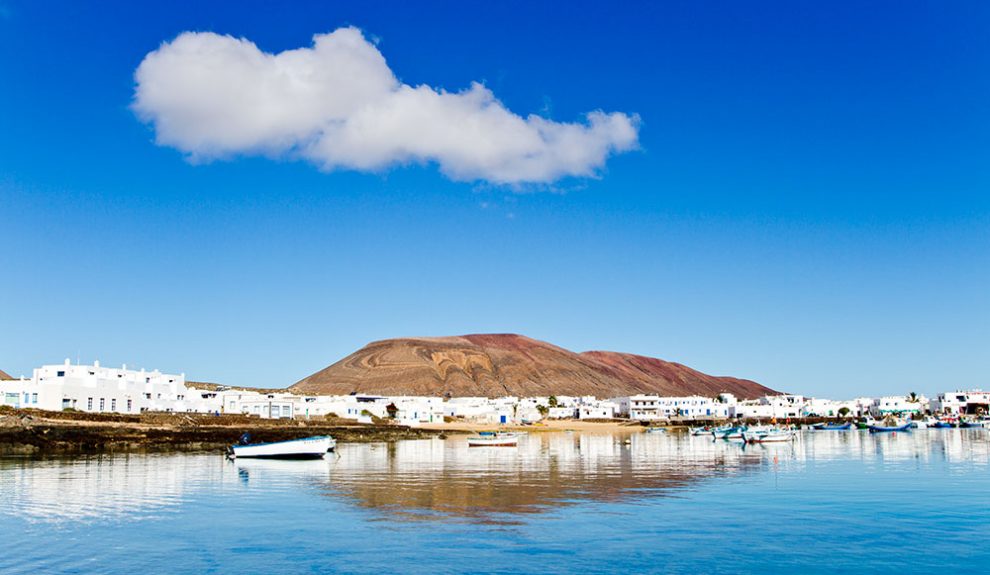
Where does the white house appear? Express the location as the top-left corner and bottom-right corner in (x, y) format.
(611, 395), (664, 421)
(656, 396), (729, 419)
(870, 396), (923, 417)
(0, 359), (203, 414)
(578, 402), (616, 420)
(930, 390), (990, 416)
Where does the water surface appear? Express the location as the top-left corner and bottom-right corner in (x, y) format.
(1, 429), (988, 574)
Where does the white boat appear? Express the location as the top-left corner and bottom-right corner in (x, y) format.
(467, 432), (519, 447)
(645, 427), (667, 434)
(742, 428), (794, 443)
(230, 435), (336, 459)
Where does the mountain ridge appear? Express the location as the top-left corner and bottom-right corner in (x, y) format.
(290, 334), (775, 399)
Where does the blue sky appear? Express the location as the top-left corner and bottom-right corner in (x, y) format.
(1, 0), (988, 397)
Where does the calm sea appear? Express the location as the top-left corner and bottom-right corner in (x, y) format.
(1, 429), (988, 574)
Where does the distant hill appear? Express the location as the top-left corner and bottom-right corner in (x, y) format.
(0, 369), (13, 380)
(290, 334), (775, 399)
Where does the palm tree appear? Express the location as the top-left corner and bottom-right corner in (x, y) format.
(908, 392), (919, 403)
(548, 395), (559, 408)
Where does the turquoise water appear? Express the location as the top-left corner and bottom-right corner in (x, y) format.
(1, 429), (988, 574)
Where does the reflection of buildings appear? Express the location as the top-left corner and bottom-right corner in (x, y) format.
(1, 431), (987, 524)
(0, 454), (230, 521)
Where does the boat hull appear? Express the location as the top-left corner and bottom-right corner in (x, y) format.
(867, 423), (912, 433)
(814, 422), (852, 431)
(231, 436), (336, 459)
(742, 430), (794, 443)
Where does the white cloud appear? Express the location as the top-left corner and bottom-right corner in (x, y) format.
(133, 27), (639, 185)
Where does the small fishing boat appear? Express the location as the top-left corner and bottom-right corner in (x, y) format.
(959, 419), (985, 429)
(812, 422), (852, 431)
(689, 426), (710, 436)
(467, 432), (519, 447)
(645, 427), (667, 434)
(229, 435), (336, 459)
(855, 418), (877, 430)
(867, 420), (912, 433)
(742, 428), (794, 443)
(712, 426), (744, 440)
(932, 420), (956, 429)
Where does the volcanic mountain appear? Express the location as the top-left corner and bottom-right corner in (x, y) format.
(290, 334), (774, 399)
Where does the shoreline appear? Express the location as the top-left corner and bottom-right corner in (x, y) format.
(0, 409), (448, 455)
(0, 408), (850, 455)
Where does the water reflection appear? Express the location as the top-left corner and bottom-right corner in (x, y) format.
(1, 429), (987, 524)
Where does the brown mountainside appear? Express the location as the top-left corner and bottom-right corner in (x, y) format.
(290, 334), (774, 399)
(0, 369), (13, 380)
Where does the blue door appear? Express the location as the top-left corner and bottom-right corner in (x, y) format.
(500, 415), (507, 424)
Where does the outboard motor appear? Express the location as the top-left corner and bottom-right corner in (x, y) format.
(239, 432), (252, 446)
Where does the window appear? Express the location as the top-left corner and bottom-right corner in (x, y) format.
(57, 371), (65, 377)
(111, 399), (117, 411)
(87, 398), (93, 410)
(99, 398), (105, 411)
(127, 399), (132, 412)
(32, 393), (38, 404)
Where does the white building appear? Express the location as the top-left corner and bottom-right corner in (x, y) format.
(930, 390), (990, 416)
(870, 396), (923, 417)
(611, 395), (664, 421)
(578, 401), (617, 420)
(656, 396), (729, 419)
(0, 359), (206, 414)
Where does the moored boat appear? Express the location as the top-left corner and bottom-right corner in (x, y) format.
(712, 426), (744, 440)
(230, 435), (336, 459)
(959, 419), (985, 429)
(742, 428), (794, 443)
(467, 432), (519, 447)
(645, 427), (667, 434)
(812, 422), (852, 431)
(689, 426), (710, 436)
(867, 420), (912, 433)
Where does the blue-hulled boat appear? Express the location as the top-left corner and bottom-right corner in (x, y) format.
(959, 420), (985, 429)
(812, 422), (852, 431)
(868, 421), (912, 433)
(932, 421), (956, 429)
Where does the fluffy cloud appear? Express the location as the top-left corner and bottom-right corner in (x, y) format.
(133, 27), (639, 184)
